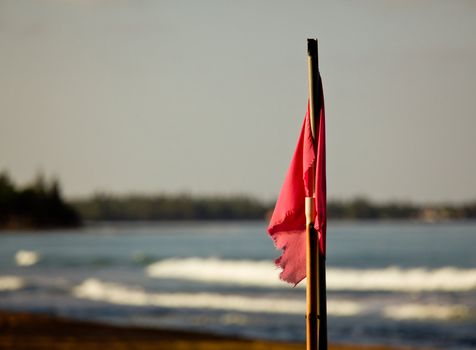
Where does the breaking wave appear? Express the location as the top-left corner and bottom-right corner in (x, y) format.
(146, 258), (283, 287)
(15, 250), (40, 267)
(383, 303), (470, 320)
(146, 258), (476, 292)
(73, 279), (472, 321)
(0, 276), (25, 291)
(327, 266), (476, 292)
(72, 278), (361, 316)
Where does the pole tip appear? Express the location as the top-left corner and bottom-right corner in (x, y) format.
(307, 38), (318, 57)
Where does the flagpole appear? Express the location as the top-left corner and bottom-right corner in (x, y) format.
(306, 38), (327, 350)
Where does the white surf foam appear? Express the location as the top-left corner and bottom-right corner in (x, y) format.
(146, 258), (284, 288)
(383, 303), (470, 320)
(72, 278), (362, 316)
(0, 276), (25, 291)
(146, 258), (476, 292)
(329, 266), (476, 292)
(15, 250), (40, 266)
(73, 279), (473, 321)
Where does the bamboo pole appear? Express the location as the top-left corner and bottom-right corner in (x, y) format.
(306, 38), (327, 350)
(305, 204), (319, 350)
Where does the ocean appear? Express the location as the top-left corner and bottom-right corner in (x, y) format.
(0, 221), (475, 349)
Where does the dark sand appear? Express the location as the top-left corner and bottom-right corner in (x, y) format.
(0, 310), (417, 350)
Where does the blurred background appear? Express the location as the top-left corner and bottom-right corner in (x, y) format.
(1, 1), (475, 349)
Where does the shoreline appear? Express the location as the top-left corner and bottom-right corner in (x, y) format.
(1, 218), (475, 234)
(0, 309), (420, 350)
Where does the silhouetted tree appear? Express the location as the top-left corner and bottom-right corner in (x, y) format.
(0, 171), (81, 230)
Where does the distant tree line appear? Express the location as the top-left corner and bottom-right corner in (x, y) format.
(327, 197), (476, 221)
(0, 172), (81, 230)
(2, 170), (476, 230)
(328, 198), (420, 220)
(72, 193), (268, 221)
(72, 193), (476, 222)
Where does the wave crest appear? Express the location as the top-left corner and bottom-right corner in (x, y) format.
(0, 276), (25, 291)
(72, 278), (471, 321)
(146, 258), (476, 292)
(383, 303), (470, 320)
(15, 250), (40, 267)
(72, 278), (361, 316)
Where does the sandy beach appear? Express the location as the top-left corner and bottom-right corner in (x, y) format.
(0, 310), (420, 350)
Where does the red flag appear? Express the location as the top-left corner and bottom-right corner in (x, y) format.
(267, 82), (326, 285)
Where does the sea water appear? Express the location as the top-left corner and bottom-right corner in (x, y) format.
(0, 221), (475, 349)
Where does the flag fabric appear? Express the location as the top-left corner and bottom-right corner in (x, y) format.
(267, 78), (326, 285)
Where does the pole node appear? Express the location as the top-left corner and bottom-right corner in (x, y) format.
(305, 314), (321, 320)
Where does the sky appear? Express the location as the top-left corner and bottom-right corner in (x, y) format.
(1, 0), (475, 203)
